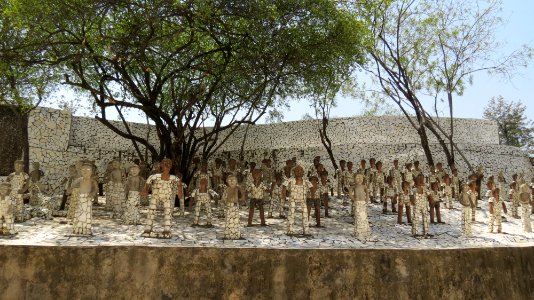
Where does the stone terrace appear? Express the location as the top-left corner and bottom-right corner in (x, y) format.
(1, 196), (533, 249)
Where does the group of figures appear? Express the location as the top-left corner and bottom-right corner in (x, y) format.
(1, 155), (533, 242)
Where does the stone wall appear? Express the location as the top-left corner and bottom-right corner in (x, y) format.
(22, 107), (532, 192)
(0, 245), (533, 299)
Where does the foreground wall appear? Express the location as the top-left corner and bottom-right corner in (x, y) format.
(0, 245), (533, 299)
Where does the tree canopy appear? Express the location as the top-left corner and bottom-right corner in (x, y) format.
(2, 0), (371, 176)
(483, 96), (533, 153)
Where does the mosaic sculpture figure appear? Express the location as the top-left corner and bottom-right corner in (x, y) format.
(282, 163), (312, 236)
(192, 177), (216, 227)
(519, 183), (532, 232)
(6, 160), (29, 222)
(123, 165), (144, 225)
(0, 182), (15, 235)
(268, 173), (285, 218)
(29, 162), (44, 206)
(428, 181), (443, 224)
(71, 163), (98, 235)
(106, 160), (126, 218)
(223, 175), (245, 239)
(319, 171), (332, 218)
(397, 181), (412, 225)
(383, 175), (397, 214)
(246, 169), (269, 226)
(412, 174), (430, 237)
(348, 174), (370, 241)
(488, 188), (503, 233)
(141, 159), (183, 238)
(307, 176), (321, 227)
(459, 183), (475, 237)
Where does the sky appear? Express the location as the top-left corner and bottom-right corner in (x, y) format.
(51, 0), (534, 124)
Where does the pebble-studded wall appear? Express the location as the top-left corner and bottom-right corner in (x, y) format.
(25, 107), (532, 192)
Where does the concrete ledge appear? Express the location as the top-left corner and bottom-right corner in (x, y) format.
(1, 246), (533, 299)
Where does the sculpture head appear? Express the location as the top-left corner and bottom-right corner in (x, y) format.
(252, 169), (262, 183)
(80, 163), (93, 179)
(111, 160), (121, 170)
(129, 165), (140, 177)
(310, 176), (318, 187)
(14, 160), (24, 173)
(0, 182), (11, 196)
(355, 173), (364, 185)
(200, 161), (208, 172)
(226, 174), (237, 188)
(520, 183), (530, 194)
(401, 180), (409, 192)
(293, 164), (304, 179)
(160, 159), (172, 174)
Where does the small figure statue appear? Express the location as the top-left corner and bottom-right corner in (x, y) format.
(212, 158), (225, 205)
(342, 161), (355, 206)
(441, 175), (453, 209)
(306, 176), (321, 227)
(348, 174), (370, 241)
(60, 165), (78, 211)
(141, 158), (183, 238)
(367, 158), (378, 203)
(412, 174), (430, 237)
(0, 182), (15, 236)
(390, 159), (403, 192)
(397, 181), (412, 225)
(282, 162), (312, 236)
(451, 168), (461, 201)
(375, 161), (386, 205)
(246, 169), (269, 226)
(261, 158), (275, 207)
(70, 163), (98, 235)
(403, 162), (414, 188)
(106, 160), (126, 218)
(335, 159), (346, 198)
(176, 172), (187, 216)
(383, 175), (397, 214)
(429, 181), (443, 224)
(6, 160), (29, 222)
(458, 182), (476, 237)
(519, 183), (532, 232)
(268, 172), (285, 218)
(123, 165), (145, 225)
(435, 162), (446, 184)
(222, 175), (245, 239)
(509, 180), (520, 219)
(191, 177), (216, 227)
(319, 171), (332, 218)
(28, 162), (44, 206)
(488, 188), (503, 233)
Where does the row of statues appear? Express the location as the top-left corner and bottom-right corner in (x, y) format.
(1, 156), (533, 242)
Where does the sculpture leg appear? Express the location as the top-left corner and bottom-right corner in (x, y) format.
(287, 200), (295, 234)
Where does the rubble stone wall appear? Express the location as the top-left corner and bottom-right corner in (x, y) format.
(1, 245), (533, 299)
(24, 107), (532, 192)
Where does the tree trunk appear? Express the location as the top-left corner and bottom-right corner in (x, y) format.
(319, 117), (338, 170)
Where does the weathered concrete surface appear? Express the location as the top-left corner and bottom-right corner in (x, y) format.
(1, 246), (533, 300)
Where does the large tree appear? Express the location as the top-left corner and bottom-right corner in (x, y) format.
(3, 0), (370, 179)
(483, 96), (534, 153)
